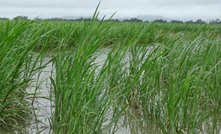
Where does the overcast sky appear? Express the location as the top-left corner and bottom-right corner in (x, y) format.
(0, 0), (220, 21)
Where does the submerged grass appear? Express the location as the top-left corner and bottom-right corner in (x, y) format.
(0, 21), (36, 128)
(0, 15), (221, 133)
(51, 19), (221, 133)
(0, 20), (52, 131)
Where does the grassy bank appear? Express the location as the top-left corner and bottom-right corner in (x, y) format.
(0, 18), (221, 133)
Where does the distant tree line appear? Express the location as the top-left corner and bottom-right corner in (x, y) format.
(0, 17), (9, 20)
(1, 16), (221, 24)
(209, 19), (221, 24)
(13, 16), (29, 20)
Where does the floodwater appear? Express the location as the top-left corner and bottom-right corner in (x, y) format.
(0, 57), (54, 134)
(23, 49), (134, 134)
(18, 49), (132, 134)
(25, 56), (54, 134)
(1, 48), (220, 134)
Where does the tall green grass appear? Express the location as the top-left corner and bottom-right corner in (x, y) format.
(0, 16), (221, 133)
(51, 19), (221, 133)
(0, 20), (51, 131)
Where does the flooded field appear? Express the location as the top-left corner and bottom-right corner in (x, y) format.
(20, 49), (135, 134)
(26, 56), (54, 134)
(1, 20), (221, 134)
(20, 50), (134, 134)
(2, 48), (219, 134)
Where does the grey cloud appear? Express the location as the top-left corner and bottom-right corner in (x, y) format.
(0, 0), (220, 20)
(0, 0), (100, 9)
(0, 7), (96, 19)
(149, 0), (221, 7)
(1, 0), (221, 9)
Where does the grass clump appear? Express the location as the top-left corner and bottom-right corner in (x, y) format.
(0, 15), (221, 134)
(0, 20), (51, 131)
(51, 20), (221, 133)
(51, 20), (113, 133)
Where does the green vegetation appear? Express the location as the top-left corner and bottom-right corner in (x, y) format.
(0, 17), (221, 133)
(0, 20), (50, 131)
